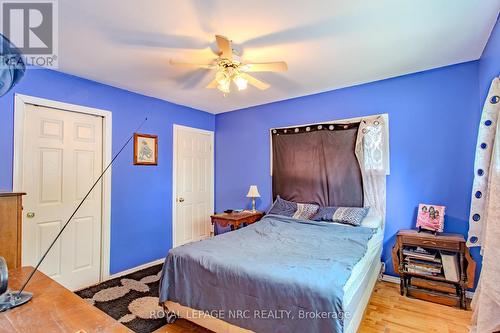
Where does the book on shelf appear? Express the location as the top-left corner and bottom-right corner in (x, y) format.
(405, 257), (442, 269)
(406, 267), (443, 277)
(405, 259), (442, 274)
(406, 264), (442, 274)
(403, 247), (441, 262)
(440, 251), (459, 282)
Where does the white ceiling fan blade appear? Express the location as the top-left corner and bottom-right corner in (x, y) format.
(242, 62), (288, 72)
(169, 59), (215, 69)
(215, 35), (233, 60)
(240, 73), (270, 90)
(206, 79), (218, 89)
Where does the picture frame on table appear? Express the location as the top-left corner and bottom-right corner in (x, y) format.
(416, 203), (445, 234)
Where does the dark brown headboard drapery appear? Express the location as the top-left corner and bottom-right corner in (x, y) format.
(271, 122), (363, 207)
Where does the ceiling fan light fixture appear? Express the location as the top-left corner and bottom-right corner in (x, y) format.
(233, 74), (248, 91)
(171, 35), (286, 93)
(215, 70), (228, 84)
(215, 70), (231, 93)
(217, 84), (230, 94)
(217, 79), (230, 93)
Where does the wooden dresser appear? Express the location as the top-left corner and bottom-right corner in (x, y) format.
(0, 266), (131, 332)
(392, 230), (476, 309)
(0, 192), (25, 269)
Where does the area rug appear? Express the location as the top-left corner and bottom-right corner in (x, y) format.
(75, 264), (167, 333)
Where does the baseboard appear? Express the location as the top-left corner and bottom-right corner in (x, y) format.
(381, 274), (400, 284)
(106, 258), (164, 281)
(382, 274), (474, 299)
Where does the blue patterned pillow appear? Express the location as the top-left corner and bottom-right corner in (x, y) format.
(313, 206), (369, 226)
(292, 203), (319, 220)
(312, 206), (338, 221)
(267, 196), (297, 217)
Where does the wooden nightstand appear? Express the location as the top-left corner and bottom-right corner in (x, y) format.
(211, 210), (264, 235)
(392, 230), (476, 309)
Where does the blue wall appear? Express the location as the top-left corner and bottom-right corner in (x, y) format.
(215, 62), (482, 282)
(0, 69), (215, 274)
(479, 15), (500, 102)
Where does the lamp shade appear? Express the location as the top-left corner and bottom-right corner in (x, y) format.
(246, 185), (261, 198)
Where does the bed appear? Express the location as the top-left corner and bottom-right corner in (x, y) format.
(160, 118), (388, 332)
(159, 213), (384, 333)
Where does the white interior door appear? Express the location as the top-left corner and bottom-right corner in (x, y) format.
(174, 125), (214, 247)
(22, 104), (103, 290)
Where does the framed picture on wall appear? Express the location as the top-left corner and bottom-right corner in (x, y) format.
(133, 133), (158, 165)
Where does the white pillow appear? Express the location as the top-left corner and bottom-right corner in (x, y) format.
(360, 215), (383, 229)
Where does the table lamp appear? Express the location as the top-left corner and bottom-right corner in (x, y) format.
(246, 185), (261, 212)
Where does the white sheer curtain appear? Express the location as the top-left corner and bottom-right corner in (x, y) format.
(355, 116), (389, 223)
(469, 78), (500, 333)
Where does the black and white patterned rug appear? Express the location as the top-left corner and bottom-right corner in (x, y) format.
(75, 264), (167, 333)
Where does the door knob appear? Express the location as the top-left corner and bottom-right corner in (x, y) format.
(178, 198), (185, 202)
(26, 212), (35, 218)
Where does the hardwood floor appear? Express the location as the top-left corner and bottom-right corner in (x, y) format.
(358, 282), (471, 332)
(154, 281), (472, 333)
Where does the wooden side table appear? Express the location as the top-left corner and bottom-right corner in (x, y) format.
(392, 230), (476, 309)
(211, 210), (264, 234)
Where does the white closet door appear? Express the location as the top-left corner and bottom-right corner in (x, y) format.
(174, 125), (214, 247)
(22, 104), (103, 290)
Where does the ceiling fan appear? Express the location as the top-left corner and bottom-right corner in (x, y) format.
(170, 35), (287, 94)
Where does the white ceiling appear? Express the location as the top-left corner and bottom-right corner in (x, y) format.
(58, 0), (499, 114)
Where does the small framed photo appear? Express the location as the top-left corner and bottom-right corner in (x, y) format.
(416, 203), (445, 233)
(134, 133), (158, 165)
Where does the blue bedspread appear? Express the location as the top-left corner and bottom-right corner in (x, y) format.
(159, 214), (375, 333)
